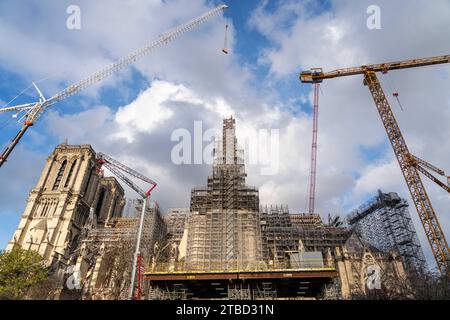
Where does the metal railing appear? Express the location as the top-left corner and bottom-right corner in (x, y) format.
(147, 259), (334, 274)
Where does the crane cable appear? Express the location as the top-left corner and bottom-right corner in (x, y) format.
(384, 73), (404, 112)
(2, 83), (34, 110)
(1, 69), (78, 132)
(222, 24), (229, 54)
(0, 83), (35, 130)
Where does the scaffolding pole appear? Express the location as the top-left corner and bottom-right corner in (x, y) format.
(129, 196), (148, 300)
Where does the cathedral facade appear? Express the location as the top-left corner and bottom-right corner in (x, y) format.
(7, 143), (125, 276)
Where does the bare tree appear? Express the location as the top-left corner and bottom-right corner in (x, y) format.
(351, 268), (450, 300)
(86, 239), (135, 300)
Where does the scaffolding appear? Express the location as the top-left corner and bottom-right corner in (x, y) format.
(296, 226), (348, 253)
(186, 118), (263, 271)
(75, 200), (167, 299)
(82, 200), (166, 254)
(191, 117), (258, 214)
(252, 282), (277, 300)
(145, 268), (337, 300)
(259, 208), (348, 267)
(348, 190), (427, 272)
(184, 209), (263, 271)
(165, 208), (188, 244)
(260, 205), (298, 266)
(147, 118), (341, 299)
(290, 213), (323, 228)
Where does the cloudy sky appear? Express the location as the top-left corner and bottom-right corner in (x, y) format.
(1, 0), (449, 269)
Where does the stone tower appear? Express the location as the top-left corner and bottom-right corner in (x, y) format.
(7, 144), (125, 273)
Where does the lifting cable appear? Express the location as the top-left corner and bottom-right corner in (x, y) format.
(384, 73), (404, 112)
(0, 73), (63, 130)
(222, 24), (229, 54)
(0, 83), (35, 130)
(2, 83), (34, 110)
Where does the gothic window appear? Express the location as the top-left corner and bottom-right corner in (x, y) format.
(110, 197), (118, 218)
(80, 207), (89, 226)
(83, 166), (94, 196)
(69, 234), (79, 253)
(52, 160), (67, 191)
(94, 189), (106, 220)
(64, 160), (77, 188)
(41, 203), (49, 217)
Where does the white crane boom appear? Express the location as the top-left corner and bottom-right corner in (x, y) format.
(97, 152), (157, 198)
(0, 4), (228, 167)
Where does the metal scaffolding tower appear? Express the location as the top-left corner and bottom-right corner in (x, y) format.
(348, 190), (426, 272)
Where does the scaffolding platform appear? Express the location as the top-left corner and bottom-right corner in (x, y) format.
(145, 268), (337, 299)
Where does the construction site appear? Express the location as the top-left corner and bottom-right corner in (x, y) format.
(1, 4), (450, 301)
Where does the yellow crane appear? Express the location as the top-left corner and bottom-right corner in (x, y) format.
(300, 54), (450, 273)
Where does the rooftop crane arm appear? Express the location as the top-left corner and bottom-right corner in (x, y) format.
(0, 4), (228, 168)
(96, 152), (157, 198)
(406, 154), (450, 193)
(299, 54), (450, 273)
(95, 152), (157, 300)
(409, 154), (445, 176)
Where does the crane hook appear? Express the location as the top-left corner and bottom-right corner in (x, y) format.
(222, 24), (229, 54)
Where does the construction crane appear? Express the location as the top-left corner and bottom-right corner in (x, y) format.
(96, 152), (157, 300)
(307, 82), (320, 214)
(300, 54), (450, 273)
(0, 4), (228, 168)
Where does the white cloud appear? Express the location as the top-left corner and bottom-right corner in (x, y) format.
(0, 0), (238, 100)
(351, 157), (402, 203)
(114, 81), (175, 142)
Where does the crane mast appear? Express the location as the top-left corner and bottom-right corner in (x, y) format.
(300, 54), (450, 273)
(364, 71), (449, 273)
(0, 4), (228, 168)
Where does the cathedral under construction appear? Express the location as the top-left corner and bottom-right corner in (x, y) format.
(6, 118), (425, 300)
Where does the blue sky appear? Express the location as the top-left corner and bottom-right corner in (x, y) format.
(1, 0), (450, 269)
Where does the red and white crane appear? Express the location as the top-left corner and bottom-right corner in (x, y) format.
(96, 152), (157, 300)
(0, 4), (228, 168)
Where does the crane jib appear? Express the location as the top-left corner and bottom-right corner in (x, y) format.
(299, 54), (450, 83)
(0, 4), (228, 167)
